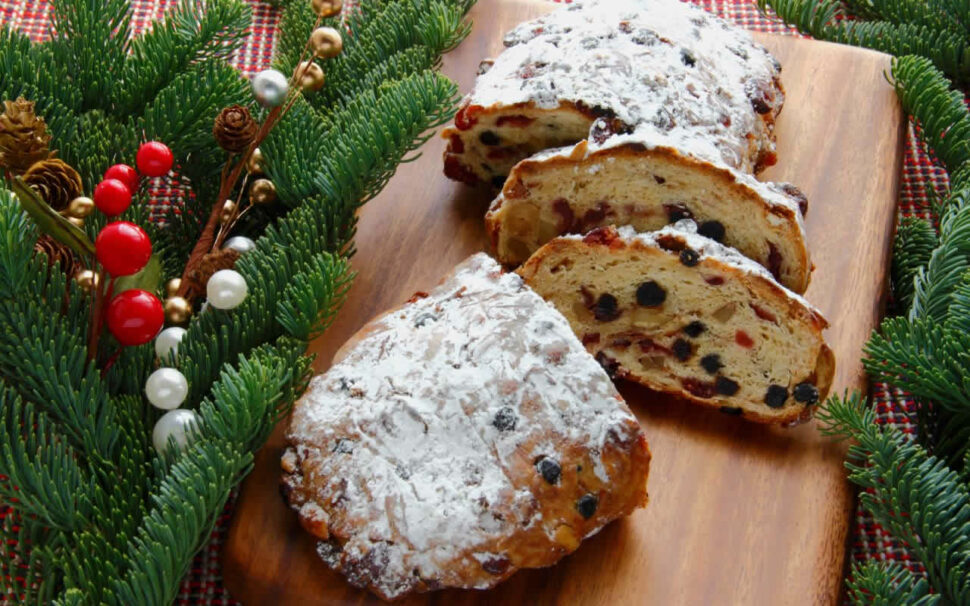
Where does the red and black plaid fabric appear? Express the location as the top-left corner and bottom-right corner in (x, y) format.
(0, 0), (934, 603)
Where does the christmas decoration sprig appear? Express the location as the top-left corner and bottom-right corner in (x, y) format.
(0, 0), (475, 604)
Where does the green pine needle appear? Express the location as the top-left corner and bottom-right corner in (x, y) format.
(818, 393), (970, 605)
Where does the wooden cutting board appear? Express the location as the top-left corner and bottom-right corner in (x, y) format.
(223, 2), (905, 603)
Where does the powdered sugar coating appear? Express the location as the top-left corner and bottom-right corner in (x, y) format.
(283, 253), (647, 599)
(469, 0), (783, 171)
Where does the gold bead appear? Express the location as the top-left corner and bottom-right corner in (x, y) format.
(295, 61), (325, 92)
(246, 147), (265, 175)
(75, 269), (99, 292)
(164, 296), (193, 325)
(67, 216), (85, 228)
(250, 179), (277, 205)
(310, 27), (343, 59)
(165, 278), (182, 298)
(67, 196), (94, 218)
(221, 199), (237, 224)
(311, 0), (342, 18)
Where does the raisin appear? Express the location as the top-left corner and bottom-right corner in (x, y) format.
(479, 130), (500, 146)
(700, 354), (723, 374)
(716, 377), (740, 396)
(767, 243), (783, 281)
(443, 155), (480, 185)
(719, 406), (743, 416)
(595, 351), (620, 379)
(552, 198), (576, 231)
(576, 494), (599, 519)
(492, 407), (517, 432)
(331, 439), (354, 454)
(679, 248), (700, 267)
(764, 385), (788, 408)
(653, 175), (666, 184)
(683, 321), (706, 338)
(491, 175), (506, 189)
(793, 382), (820, 405)
(664, 203), (693, 223)
(781, 183), (809, 215)
(682, 377), (716, 398)
(673, 338), (692, 361)
(698, 220), (726, 242)
(581, 333), (600, 346)
(536, 457), (561, 485)
(751, 96), (771, 114)
(681, 49), (697, 67)
(636, 281), (666, 306)
(481, 556), (511, 575)
(414, 313), (437, 327)
(593, 293), (620, 321)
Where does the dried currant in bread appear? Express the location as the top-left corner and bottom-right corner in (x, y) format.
(516, 222), (835, 426)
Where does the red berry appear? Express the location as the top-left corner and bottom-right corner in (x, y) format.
(104, 164), (139, 192)
(136, 141), (174, 177)
(93, 179), (133, 217)
(96, 221), (152, 276)
(106, 289), (164, 346)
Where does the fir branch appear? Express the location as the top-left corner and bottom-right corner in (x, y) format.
(109, 439), (248, 606)
(910, 196), (970, 322)
(46, 0), (131, 112)
(114, 0), (251, 116)
(0, 387), (90, 532)
(863, 316), (970, 410)
(0, 274), (119, 459)
(892, 216), (938, 313)
(300, 0), (472, 113)
(818, 393), (970, 605)
(846, 561), (939, 605)
(0, 28), (81, 126)
(1, 507), (60, 605)
(139, 62), (250, 176)
(113, 341), (307, 606)
(277, 252), (353, 340)
(0, 187), (38, 299)
(892, 56), (970, 178)
(758, 1), (970, 82)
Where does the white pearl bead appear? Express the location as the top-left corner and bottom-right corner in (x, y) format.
(252, 69), (289, 107)
(224, 236), (256, 254)
(154, 327), (187, 360)
(152, 409), (200, 454)
(145, 368), (189, 410)
(207, 269), (248, 310)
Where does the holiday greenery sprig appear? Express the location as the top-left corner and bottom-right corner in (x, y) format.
(752, 0), (970, 598)
(756, 0), (970, 83)
(0, 0), (474, 603)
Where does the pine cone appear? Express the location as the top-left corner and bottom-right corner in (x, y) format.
(213, 105), (258, 154)
(23, 158), (83, 212)
(34, 234), (82, 279)
(0, 97), (52, 174)
(184, 248), (241, 295)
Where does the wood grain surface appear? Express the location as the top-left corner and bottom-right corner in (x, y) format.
(223, 2), (906, 603)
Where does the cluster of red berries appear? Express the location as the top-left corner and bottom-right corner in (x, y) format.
(90, 141), (174, 347)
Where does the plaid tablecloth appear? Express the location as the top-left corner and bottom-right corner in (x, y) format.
(0, 0), (937, 603)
